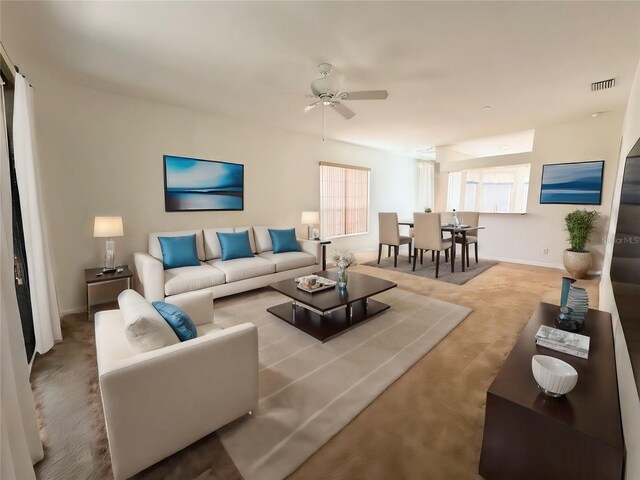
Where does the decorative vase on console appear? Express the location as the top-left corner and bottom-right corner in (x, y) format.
(329, 249), (358, 289)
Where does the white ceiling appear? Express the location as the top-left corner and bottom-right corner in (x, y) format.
(2, 1), (639, 157)
(450, 129), (535, 158)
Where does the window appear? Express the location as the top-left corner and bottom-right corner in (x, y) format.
(320, 163), (370, 238)
(446, 164), (531, 213)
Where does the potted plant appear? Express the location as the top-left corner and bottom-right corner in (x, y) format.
(424, 207), (432, 213)
(563, 209), (599, 279)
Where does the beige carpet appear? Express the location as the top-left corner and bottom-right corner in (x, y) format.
(31, 260), (601, 480)
(213, 289), (471, 480)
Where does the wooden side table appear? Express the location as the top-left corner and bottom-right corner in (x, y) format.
(319, 240), (331, 270)
(479, 302), (624, 479)
(85, 265), (133, 319)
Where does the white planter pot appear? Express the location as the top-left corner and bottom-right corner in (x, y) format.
(563, 250), (592, 279)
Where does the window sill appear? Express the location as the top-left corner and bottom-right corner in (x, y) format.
(324, 231), (370, 240)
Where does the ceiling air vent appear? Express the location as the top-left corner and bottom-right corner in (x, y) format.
(591, 78), (616, 92)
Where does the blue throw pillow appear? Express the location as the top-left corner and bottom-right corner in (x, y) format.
(152, 301), (197, 342)
(268, 228), (301, 254)
(217, 231), (254, 261)
(158, 235), (200, 270)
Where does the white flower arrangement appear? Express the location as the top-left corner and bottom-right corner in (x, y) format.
(328, 249), (358, 269)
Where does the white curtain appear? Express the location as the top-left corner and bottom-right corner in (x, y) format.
(13, 75), (61, 354)
(1, 78), (44, 480)
(417, 161), (435, 211)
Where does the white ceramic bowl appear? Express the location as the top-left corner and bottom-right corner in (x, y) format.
(531, 355), (578, 397)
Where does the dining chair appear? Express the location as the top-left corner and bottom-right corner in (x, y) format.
(412, 212), (454, 278)
(453, 211), (480, 267)
(378, 212), (412, 267)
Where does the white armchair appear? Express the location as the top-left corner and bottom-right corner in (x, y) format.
(95, 290), (258, 480)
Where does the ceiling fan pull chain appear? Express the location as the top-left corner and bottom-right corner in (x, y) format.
(322, 102), (325, 141)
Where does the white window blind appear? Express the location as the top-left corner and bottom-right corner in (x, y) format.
(446, 164), (531, 213)
(320, 163), (370, 238)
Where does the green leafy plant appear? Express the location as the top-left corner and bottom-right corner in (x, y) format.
(424, 207), (432, 213)
(565, 209), (599, 252)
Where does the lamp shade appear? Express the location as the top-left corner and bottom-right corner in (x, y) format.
(93, 216), (124, 237)
(301, 211), (320, 225)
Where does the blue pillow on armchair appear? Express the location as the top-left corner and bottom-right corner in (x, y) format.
(152, 301), (197, 341)
(216, 231), (254, 261)
(268, 228), (301, 254)
(158, 235), (200, 270)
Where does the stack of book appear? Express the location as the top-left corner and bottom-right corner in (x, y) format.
(567, 284), (589, 322)
(535, 325), (590, 359)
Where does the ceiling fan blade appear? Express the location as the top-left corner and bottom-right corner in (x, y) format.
(331, 101), (355, 120)
(304, 101), (320, 112)
(341, 90), (388, 101)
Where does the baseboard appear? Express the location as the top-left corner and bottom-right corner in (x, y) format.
(480, 255), (602, 276)
(59, 305), (87, 317)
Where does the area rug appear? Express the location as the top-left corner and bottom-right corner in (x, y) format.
(363, 254), (498, 285)
(214, 288), (471, 480)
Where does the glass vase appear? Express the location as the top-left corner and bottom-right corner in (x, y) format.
(338, 267), (348, 289)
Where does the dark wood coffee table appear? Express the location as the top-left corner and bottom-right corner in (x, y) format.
(267, 270), (397, 342)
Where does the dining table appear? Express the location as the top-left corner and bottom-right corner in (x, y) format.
(398, 221), (486, 273)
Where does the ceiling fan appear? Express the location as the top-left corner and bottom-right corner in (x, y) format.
(304, 63), (388, 120)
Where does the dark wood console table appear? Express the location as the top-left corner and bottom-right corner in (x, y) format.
(479, 302), (624, 479)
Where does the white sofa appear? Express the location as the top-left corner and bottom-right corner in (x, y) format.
(95, 289), (258, 480)
(134, 226), (321, 302)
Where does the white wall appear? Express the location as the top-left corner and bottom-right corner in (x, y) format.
(31, 79), (417, 313)
(436, 111), (624, 271)
(600, 61), (640, 480)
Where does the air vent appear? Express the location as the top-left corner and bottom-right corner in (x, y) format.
(591, 78), (616, 92)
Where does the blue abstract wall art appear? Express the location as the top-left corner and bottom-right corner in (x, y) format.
(164, 155), (244, 211)
(540, 160), (604, 205)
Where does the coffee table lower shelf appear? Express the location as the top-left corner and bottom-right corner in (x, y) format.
(267, 298), (390, 342)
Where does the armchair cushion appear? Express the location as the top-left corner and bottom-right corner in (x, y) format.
(152, 301), (197, 341)
(158, 235), (200, 270)
(118, 290), (179, 353)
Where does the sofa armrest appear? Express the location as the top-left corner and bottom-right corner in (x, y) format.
(134, 252), (164, 302)
(298, 239), (321, 264)
(99, 323), (258, 480)
(166, 290), (214, 326)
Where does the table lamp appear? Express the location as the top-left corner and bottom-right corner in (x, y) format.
(94, 216), (124, 272)
(301, 211), (320, 240)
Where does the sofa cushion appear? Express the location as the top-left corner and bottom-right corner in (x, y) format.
(258, 251), (316, 272)
(152, 301), (198, 341)
(149, 230), (205, 262)
(203, 227), (234, 260)
(158, 234), (201, 270)
(234, 226), (257, 253)
(208, 256), (275, 283)
(254, 225), (295, 253)
(268, 228), (301, 254)
(118, 289), (179, 353)
(217, 231), (254, 261)
(196, 323), (224, 336)
(164, 264), (226, 296)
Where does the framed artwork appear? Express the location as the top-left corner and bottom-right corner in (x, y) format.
(163, 155), (244, 211)
(540, 160), (604, 205)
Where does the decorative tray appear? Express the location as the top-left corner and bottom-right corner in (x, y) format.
(295, 275), (337, 293)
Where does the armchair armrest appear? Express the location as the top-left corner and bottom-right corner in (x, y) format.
(297, 239), (321, 264)
(99, 323), (258, 480)
(134, 252), (164, 302)
(166, 290), (214, 326)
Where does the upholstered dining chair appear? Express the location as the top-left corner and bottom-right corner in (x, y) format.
(378, 212), (412, 267)
(412, 212), (454, 278)
(454, 211), (480, 267)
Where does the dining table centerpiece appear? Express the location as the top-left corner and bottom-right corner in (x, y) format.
(329, 249), (358, 289)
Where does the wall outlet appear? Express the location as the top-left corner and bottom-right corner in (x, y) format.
(542, 248), (549, 255)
